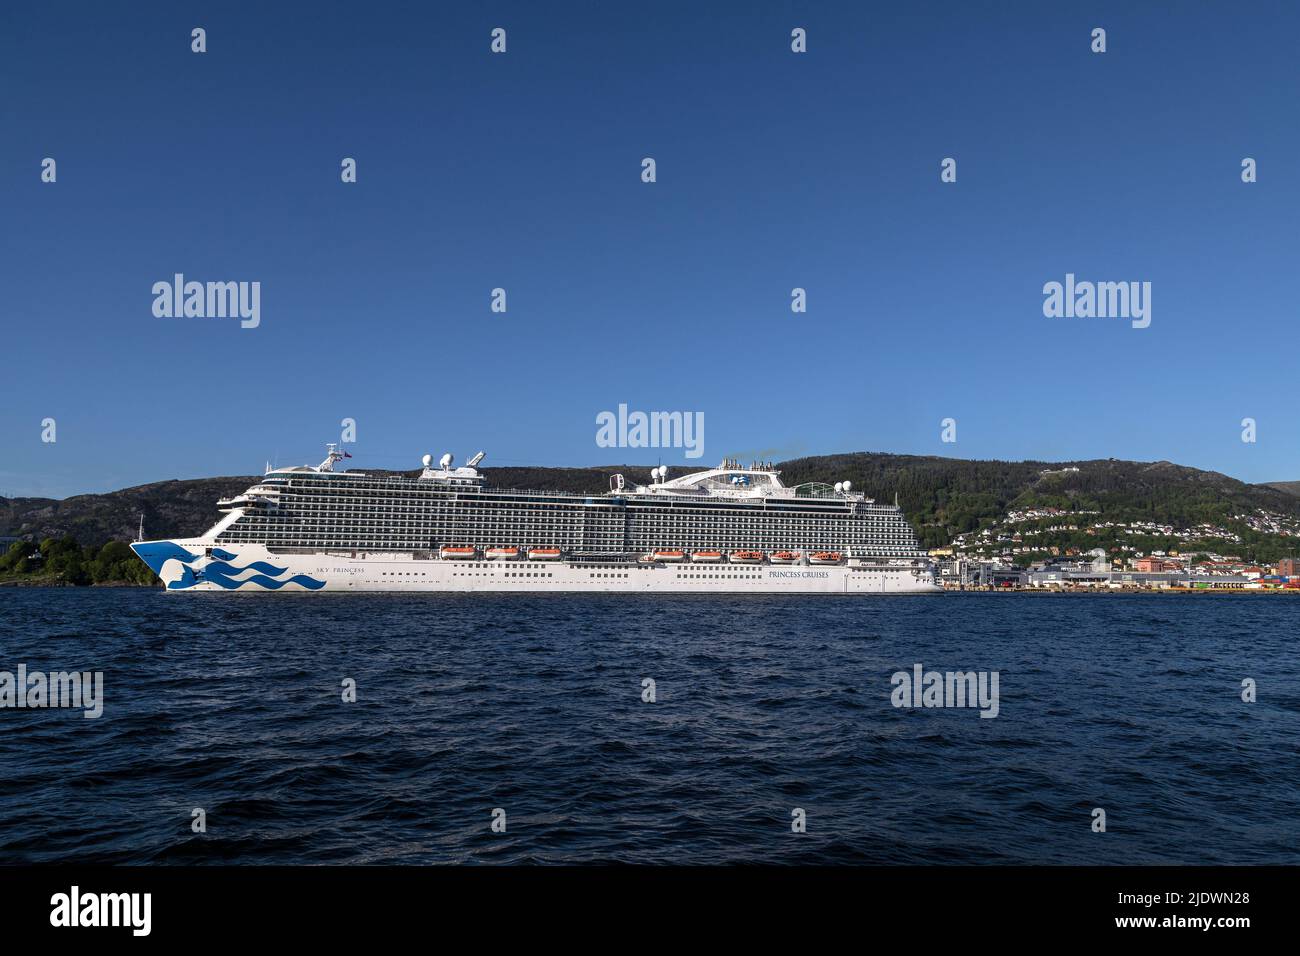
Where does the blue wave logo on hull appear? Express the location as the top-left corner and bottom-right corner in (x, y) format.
(130, 542), (326, 591)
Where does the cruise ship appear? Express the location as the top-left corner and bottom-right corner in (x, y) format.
(130, 445), (941, 594)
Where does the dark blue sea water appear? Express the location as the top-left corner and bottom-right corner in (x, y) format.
(1, 589), (1296, 865)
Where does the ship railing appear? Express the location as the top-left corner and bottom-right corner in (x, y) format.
(264, 546), (434, 560)
(350, 482), (807, 503)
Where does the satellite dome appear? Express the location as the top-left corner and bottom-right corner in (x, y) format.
(422, 454), (433, 468)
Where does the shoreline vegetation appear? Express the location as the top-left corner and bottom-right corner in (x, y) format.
(0, 538), (158, 588)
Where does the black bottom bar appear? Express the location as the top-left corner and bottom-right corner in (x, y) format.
(0, 865), (1278, 941)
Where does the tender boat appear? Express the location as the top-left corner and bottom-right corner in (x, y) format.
(769, 551), (801, 564)
(485, 547), (520, 560)
(809, 551), (842, 565)
(690, 550), (723, 562)
(729, 550), (765, 563)
(527, 547), (562, 561)
(652, 550), (687, 562)
(439, 546), (477, 560)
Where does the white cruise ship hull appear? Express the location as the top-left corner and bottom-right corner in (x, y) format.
(131, 541), (942, 594)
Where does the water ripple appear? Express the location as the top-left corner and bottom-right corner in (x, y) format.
(0, 590), (1296, 864)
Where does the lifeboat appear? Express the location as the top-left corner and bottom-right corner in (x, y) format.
(809, 551), (843, 565)
(690, 550), (723, 562)
(652, 550), (687, 562)
(485, 547), (519, 560)
(439, 546), (477, 560)
(730, 550), (765, 563)
(527, 547), (562, 561)
(769, 551), (801, 564)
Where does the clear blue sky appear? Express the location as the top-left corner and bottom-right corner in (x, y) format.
(3, 1), (1297, 498)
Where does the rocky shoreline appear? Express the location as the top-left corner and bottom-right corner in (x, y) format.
(0, 578), (156, 589)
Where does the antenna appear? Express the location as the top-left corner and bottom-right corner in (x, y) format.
(319, 443), (343, 472)
(137, 513), (145, 543)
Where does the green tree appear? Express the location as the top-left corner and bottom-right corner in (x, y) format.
(1, 540), (37, 572)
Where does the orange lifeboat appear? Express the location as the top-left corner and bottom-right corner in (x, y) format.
(652, 550), (686, 562)
(809, 551), (842, 565)
(485, 547), (519, 560)
(769, 551), (801, 564)
(527, 547), (562, 561)
(690, 550), (723, 562)
(730, 550), (765, 563)
(439, 546), (477, 560)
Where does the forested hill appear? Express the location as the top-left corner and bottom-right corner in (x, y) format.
(1, 477), (260, 549)
(2, 454), (1298, 552)
(778, 454), (1300, 549)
